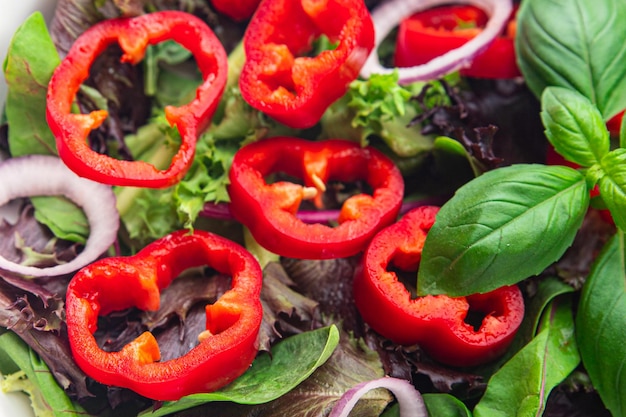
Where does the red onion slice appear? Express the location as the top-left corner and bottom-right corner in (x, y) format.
(329, 377), (428, 417)
(361, 0), (513, 83)
(0, 155), (119, 277)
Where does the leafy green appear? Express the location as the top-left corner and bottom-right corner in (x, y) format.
(142, 325), (340, 416)
(576, 233), (626, 417)
(516, 0), (626, 121)
(541, 87), (610, 167)
(417, 164), (589, 296)
(595, 148), (626, 231)
(3, 12), (59, 157)
(424, 393), (472, 417)
(474, 297), (580, 416)
(0, 331), (87, 417)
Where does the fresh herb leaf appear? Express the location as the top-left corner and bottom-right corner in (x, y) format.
(576, 232), (626, 417)
(474, 297), (580, 417)
(595, 149), (626, 231)
(541, 87), (610, 167)
(142, 325), (340, 417)
(417, 164), (589, 296)
(516, 0), (626, 121)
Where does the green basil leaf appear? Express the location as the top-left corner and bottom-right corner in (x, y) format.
(474, 297), (580, 417)
(596, 148), (626, 231)
(576, 233), (626, 416)
(417, 164), (588, 296)
(516, 0), (626, 121)
(143, 325), (340, 417)
(3, 12), (59, 156)
(541, 87), (609, 167)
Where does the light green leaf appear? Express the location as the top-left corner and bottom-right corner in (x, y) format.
(143, 325), (340, 417)
(30, 196), (89, 244)
(516, 0), (626, 121)
(596, 148), (626, 231)
(417, 164), (589, 296)
(541, 87), (609, 167)
(474, 297), (580, 417)
(576, 233), (626, 417)
(3, 12), (59, 156)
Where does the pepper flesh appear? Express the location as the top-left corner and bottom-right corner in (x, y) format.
(227, 137), (404, 259)
(239, 0), (375, 129)
(211, 0), (261, 21)
(65, 230), (263, 401)
(394, 5), (520, 79)
(46, 11), (228, 188)
(353, 206), (524, 367)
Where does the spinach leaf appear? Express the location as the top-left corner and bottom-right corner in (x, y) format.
(516, 0), (626, 121)
(541, 87), (609, 167)
(143, 325), (340, 417)
(576, 233), (626, 417)
(424, 393), (472, 417)
(417, 164), (588, 296)
(473, 297), (580, 417)
(3, 12), (59, 157)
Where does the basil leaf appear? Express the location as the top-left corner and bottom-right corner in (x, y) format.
(516, 0), (626, 120)
(3, 12), (59, 156)
(474, 297), (580, 417)
(596, 149), (626, 231)
(144, 325), (340, 417)
(541, 87), (609, 167)
(417, 164), (589, 296)
(576, 233), (626, 416)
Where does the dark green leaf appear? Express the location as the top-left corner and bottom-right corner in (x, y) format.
(3, 12), (59, 156)
(423, 393), (472, 417)
(516, 0), (626, 121)
(541, 87), (609, 167)
(474, 297), (580, 417)
(576, 233), (626, 417)
(417, 164), (589, 296)
(142, 325), (340, 417)
(596, 149), (626, 231)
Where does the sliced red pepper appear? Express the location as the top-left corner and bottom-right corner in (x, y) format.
(239, 0), (375, 129)
(227, 137), (404, 259)
(353, 206), (524, 367)
(65, 230), (263, 401)
(211, 0), (261, 21)
(46, 11), (228, 188)
(394, 5), (520, 79)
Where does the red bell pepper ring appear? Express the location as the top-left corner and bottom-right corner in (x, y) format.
(394, 5), (520, 79)
(227, 137), (404, 259)
(239, 0), (375, 129)
(65, 230), (263, 401)
(46, 11), (228, 188)
(353, 206), (524, 367)
(211, 0), (262, 21)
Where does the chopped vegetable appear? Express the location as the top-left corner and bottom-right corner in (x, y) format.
(65, 229), (263, 401)
(361, 0), (514, 83)
(227, 137), (404, 259)
(394, 4), (520, 79)
(46, 11), (228, 188)
(0, 155), (118, 278)
(239, 0), (375, 128)
(211, 0), (262, 21)
(353, 206), (524, 366)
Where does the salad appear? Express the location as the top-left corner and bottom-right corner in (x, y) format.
(0, 0), (625, 416)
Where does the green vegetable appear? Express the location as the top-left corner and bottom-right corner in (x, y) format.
(576, 233), (626, 417)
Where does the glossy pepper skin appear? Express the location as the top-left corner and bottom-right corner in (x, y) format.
(395, 5), (520, 79)
(353, 206), (524, 367)
(211, 0), (261, 21)
(239, 0), (375, 129)
(65, 230), (263, 401)
(46, 11), (228, 188)
(227, 137), (404, 259)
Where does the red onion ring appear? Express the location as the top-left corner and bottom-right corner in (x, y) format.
(361, 0), (513, 83)
(0, 155), (119, 277)
(329, 377), (428, 417)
